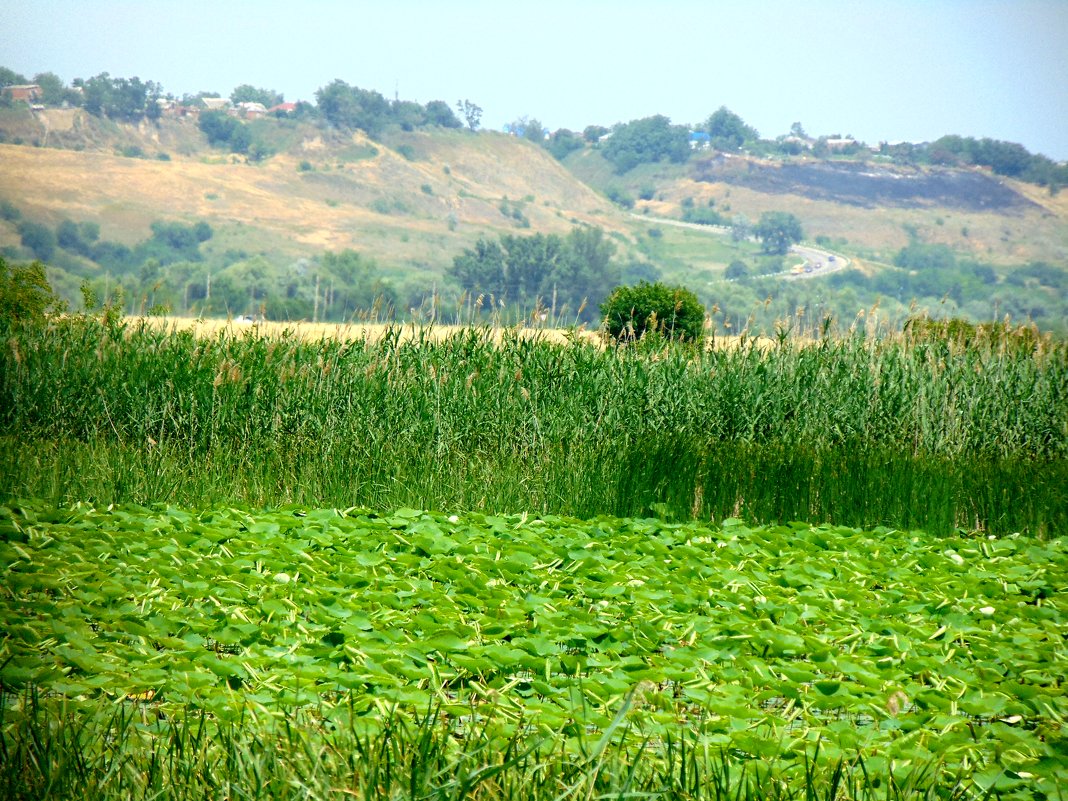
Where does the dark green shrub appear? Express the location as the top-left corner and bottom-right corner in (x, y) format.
(0, 257), (63, 323)
(605, 186), (634, 209)
(18, 220), (56, 261)
(600, 281), (705, 342)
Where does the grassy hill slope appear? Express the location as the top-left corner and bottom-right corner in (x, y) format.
(0, 112), (622, 274)
(1, 107), (1065, 330)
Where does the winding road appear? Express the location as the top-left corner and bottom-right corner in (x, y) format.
(628, 213), (849, 280)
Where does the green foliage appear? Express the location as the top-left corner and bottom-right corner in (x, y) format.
(1, 323), (1066, 535)
(0, 66), (29, 87)
(601, 115), (690, 173)
(4, 497), (1065, 797)
(0, 257), (63, 322)
(600, 280), (705, 341)
(456, 98), (482, 130)
(17, 220), (56, 261)
(604, 186), (634, 208)
(198, 110), (251, 153)
(423, 99), (461, 128)
(316, 80), (391, 136)
(725, 259), (748, 280)
(229, 84), (283, 107)
(448, 227), (618, 320)
(583, 124), (609, 142)
(0, 200), (21, 222)
(753, 211), (803, 255)
(31, 71), (68, 106)
(312, 80), (463, 137)
(894, 241), (956, 271)
(681, 206), (728, 226)
(546, 128), (583, 160)
(55, 219), (99, 257)
(77, 72), (162, 122)
(705, 106), (759, 151)
(138, 220), (213, 266)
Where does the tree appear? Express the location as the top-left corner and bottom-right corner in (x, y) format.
(601, 115), (690, 173)
(0, 67), (28, 88)
(315, 80), (390, 136)
(33, 72), (67, 106)
(18, 221), (57, 261)
(725, 260), (749, 280)
(78, 73), (159, 121)
(522, 118), (546, 144)
(0, 257), (62, 323)
(705, 106), (758, 151)
(424, 100), (461, 128)
(391, 99), (427, 131)
(547, 129), (583, 160)
(448, 227), (620, 320)
(583, 125), (609, 143)
(448, 237), (506, 298)
(456, 99), (482, 131)
(753, 211), (803, 255)
(600, 281), (705, 342)
(230, 84), (283, 107)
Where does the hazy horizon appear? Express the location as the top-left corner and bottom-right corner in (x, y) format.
(2, 0), (1067, 160)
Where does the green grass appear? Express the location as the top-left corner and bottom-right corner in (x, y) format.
(634, 221), (762, 279)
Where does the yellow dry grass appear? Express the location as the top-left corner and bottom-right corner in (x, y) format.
(129, 315), (602, 346)
(0, 128), (620, 264)
(127, 315), (787, 352)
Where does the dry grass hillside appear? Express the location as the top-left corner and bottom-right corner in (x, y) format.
(0, 113), (625, 273)
(565, 149), (1068, 267)
(2, 108), (1065, 285)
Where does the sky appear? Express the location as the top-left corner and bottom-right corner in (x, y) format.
(2, 0), (1067, 159)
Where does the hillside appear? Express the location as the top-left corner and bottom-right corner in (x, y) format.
(0, 109), (620, 266)
(1, 106), (1065, 331)
(564, 148), (1068, 267)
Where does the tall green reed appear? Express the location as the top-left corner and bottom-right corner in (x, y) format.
(0, 688), (970, 801)
(1, 316), (1065, 534)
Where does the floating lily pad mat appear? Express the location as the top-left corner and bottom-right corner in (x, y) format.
(1, 502), (1065, 794)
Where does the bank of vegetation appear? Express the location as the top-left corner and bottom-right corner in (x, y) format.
(1, 309), (1064, 536)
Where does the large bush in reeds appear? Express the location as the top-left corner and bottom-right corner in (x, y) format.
(600, 281), (705, 342)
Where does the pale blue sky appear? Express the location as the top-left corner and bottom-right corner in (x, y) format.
(3, 1), (1066, 158)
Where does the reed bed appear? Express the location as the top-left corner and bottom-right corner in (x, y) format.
(1, 316), (1065, 534)
(0, 688), (973, 801)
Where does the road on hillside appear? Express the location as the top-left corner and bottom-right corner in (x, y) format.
(628, 213), (849, 279)
(787, 244), (849, 280)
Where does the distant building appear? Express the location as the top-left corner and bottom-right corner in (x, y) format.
(4, 84), (42, 103)
(200, 97), (230, 112)
(237, 101), (267, 119)
(823, 137), (858, 152)
(269, 102), (297, 115)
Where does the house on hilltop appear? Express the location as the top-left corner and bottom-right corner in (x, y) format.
(237, 101), (267, 119)
(201, 97), (231, 112)
(4, 84), (42, 104)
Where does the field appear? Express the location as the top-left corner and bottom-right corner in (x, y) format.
(1, 314), (1066, 799)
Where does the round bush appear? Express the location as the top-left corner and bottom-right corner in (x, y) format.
(600, 281), (705, 342)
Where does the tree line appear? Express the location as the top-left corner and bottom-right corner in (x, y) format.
(447, 227), (662, 322)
